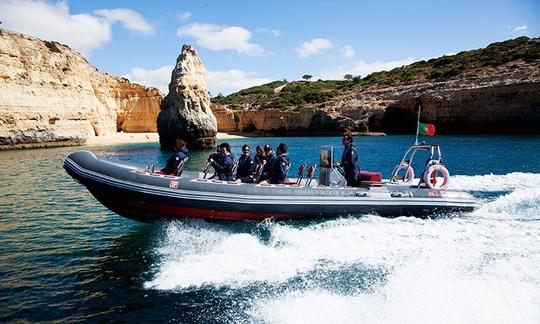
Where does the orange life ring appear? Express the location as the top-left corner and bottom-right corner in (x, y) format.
(392, 163), (414, 183)
(423, 165), (450, 189)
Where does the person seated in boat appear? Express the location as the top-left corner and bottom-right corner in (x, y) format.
(160, 138), (188, 175)
(207, 145), (220, 163)
(209, 142), (235, 181)
(236, 144), (256, 182)
(268, 143), (291, 184)
(253, 145), (266, 169)
(333, 134), (359, 186)
(258, 144), (276, 182)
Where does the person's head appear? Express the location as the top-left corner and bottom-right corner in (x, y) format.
(241, 144), (251, 155)
(277, 143), (287, 155)
(175, 138), (186, 150)
(342, 134), (353, 146)
(220, 142), (231, 154)
(264, 144), (273, 155)
(256, 145), (265, 156)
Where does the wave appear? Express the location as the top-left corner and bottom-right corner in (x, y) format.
(472, 187), (540, 219)
(143, 172), (540, 322)
(449, 172), (540, 192)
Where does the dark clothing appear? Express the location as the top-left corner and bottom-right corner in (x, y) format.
(259, 153), (275, 182)
(207, 152), (219, 162)
(211, 153), (235, 181)
(341, 143), (359, 186)
(236, 153), (255, 178)
(269, 153), (291, 184)
(253, 154), (264, 166)
(161, 147), (188, 175)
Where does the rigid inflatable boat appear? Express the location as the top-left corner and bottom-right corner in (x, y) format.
(64, 144), (482, 222)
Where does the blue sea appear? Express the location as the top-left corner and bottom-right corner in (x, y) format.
(1, 135), (539, 323)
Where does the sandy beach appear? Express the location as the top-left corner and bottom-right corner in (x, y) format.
(85, 132), (245, 147)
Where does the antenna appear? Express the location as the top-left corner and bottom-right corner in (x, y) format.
(414, 105), (421, 145)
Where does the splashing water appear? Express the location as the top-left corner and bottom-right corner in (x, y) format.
(145, 172), (540, 323)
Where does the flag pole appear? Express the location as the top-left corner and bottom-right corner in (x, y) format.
(415, 105), (421, 145)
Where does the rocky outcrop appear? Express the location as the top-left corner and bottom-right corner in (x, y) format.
(212, 105), (360, 135)
(0, 29), (162, 150)
(213, 63), (540, 135)
(333, 60), (540, 134)
(211, 38), (540, 135)
(157, 45), (217, 150)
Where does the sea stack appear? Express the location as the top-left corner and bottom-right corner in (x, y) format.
(157, 45), (217, 150)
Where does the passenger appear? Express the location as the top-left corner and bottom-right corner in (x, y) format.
(236, 144), (256, 181)
(160, 138), (188, 175)
(207, 145), (220, 163)
(268, 143), (291, 184)
(252, 145), (266, 181)
(334, 134), (359, 186)
(253, 145), (266, 167)
(259, 144), (276, 182)
(209, 142), (235, 181)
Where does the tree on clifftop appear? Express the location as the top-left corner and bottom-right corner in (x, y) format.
(302, 74), (312, 82)
(344, 74), (353, 80)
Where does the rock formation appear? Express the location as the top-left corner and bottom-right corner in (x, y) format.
(211, 37), (540, 135)
(0, 29), (162, 150)
(212, 105), (360, 135)
(157, 45), (217, 150)
(333, 61), (540, 134)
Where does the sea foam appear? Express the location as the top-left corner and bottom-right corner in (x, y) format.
(145, 172), (540, 323)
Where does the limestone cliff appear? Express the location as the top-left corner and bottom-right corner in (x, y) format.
(157, 45), (217, 150)
(212, 37), (540, 135)
(0, 29), (162, 150)
(212, 105), (360, 135)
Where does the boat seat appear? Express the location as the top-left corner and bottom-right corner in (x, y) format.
(306, 164), (317, 186)
(359, 171), (382, 182)
(296, 163), (306, 185)
(175, 158), (188, 176)
(231, 160), (239, 175)
(358, 171), (383, 187)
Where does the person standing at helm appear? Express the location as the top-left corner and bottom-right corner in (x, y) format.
(160, 138), (188, 175)
(334, 135), (359, 186)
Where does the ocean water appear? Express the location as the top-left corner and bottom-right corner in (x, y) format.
(0, 135), (539, 323)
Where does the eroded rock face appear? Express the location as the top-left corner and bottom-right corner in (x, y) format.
(0, 29), (162, 150)
(212, 105), (359, 135)
(157, 45), (217, 150)
(335, 61), (540, 134)
(212, 56), (540, 135)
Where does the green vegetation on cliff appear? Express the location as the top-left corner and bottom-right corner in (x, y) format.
(212, 80), (351, 110)
(212, 37), (539, 110)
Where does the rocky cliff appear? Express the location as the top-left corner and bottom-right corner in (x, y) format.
(0, 29), (162, 150)
(212, 37), (540, 135)
(157, 45), (217, 150)
(212, 105), (361, 135)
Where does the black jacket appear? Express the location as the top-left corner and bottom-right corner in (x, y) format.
(211, 153), (235, 181)
(236, 153), (255, 178)
(161, 147), (188, 174)
(341, 143), (359, 185)
(259, 153), (275, 181)
(269, 153), (291, 184)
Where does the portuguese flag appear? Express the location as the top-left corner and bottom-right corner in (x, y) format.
(418, 123), (436, 136)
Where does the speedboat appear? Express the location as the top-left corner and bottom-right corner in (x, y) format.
(63, 144), (482, 222)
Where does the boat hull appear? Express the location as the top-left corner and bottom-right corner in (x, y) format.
(64, 151), (482, 222)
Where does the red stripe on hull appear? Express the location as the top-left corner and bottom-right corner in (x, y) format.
(92, 191), (304, 221)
